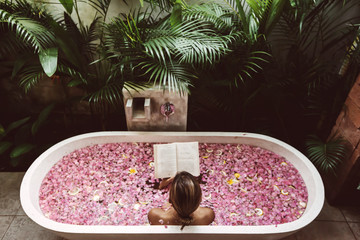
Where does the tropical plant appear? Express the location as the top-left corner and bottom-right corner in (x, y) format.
(0, 0), (135, 131)
(270, 0), (360, 139)
(103, 3), (242, 94)
(2, 0), (360, 142)
(305, 135), (347, 175)
(0, 104), (54, 169)
(188, 0), (360, 146)
(0, 0), (58, 77)
(184, 0), (287, 132)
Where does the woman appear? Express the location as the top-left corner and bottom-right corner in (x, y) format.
(148, 171), (215, 230)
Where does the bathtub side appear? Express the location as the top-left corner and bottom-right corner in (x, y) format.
(20, 131), (324, 240)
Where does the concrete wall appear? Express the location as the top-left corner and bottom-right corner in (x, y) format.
(32, 0), (140, 25)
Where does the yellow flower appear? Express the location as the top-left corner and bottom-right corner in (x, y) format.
(234, 173), (241, 179)
(202, 155), (210, 159)
(129, 168), (137, 174)
(227, 179), (234, 185)
(223, 160), (226, 164)
(122, 154), (129, 159)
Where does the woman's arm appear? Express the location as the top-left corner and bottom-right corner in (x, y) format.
(159, 177), (174, 189)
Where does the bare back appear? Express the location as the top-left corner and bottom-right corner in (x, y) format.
(148, 206), (215, 226)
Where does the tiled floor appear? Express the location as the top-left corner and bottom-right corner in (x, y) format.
(1, 172), (359, 240)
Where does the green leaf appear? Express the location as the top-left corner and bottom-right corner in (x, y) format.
(5, 117), (31, 135)
(67, 79), (83, 87)
(59, 0), (74, 14)
(39, 48), (58, 77)
(0, 141), (12, 155)
(10, 143), (36, 158)
(305, 135), (347, 175)
(170, 0), (182, 26)
(31, 104), (55, 136)
(0, 9), (56, 53)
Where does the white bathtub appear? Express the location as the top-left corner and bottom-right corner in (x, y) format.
(20, 132), (324, 240)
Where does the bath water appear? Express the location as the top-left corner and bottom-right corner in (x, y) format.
(39, 142), (308, 226)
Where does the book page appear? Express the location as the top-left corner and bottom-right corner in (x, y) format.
(175, 142), (200, 176)
(153, 143), (177, 178)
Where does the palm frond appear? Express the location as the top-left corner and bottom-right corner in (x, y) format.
(236, 50), (271, 85)
(138, 59), (193, 94)
(57, 64), (86, 86)
(0, 9), (55, 53)
(339, 28), (360, 76)
(221, 0), (250, 33)
(81, 17), (101, 57)
(88, 0), (112, 19)
(18, 65), (46, 93)
(145, 20), (234, 66)
(263, 0), (287, 35)
(220, 0), (286, 36)
(87, 81), (124, 107)
(182, 3), (233, 32)
(123, 80), (151, 93)
(172, 21), (234, 65)
(0, 31), (30, 57)
(305, 135), (347, 175)
(108, 15), (144, 48)
(144, 0), (175, 12)
(105, 14), (237, 92)
(143, 23), (176, 64)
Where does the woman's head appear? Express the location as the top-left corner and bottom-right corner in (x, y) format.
(169, 171), (202, 229)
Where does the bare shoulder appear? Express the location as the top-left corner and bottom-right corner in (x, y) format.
(194, 207), (215, 225)
(148, 208), (163, 225)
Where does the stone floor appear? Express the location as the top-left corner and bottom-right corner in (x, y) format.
(1, 172), (359, 240)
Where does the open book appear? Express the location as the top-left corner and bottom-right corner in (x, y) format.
(153, 142), (200, 178)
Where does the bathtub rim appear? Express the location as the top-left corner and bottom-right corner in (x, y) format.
(20, 131), (324, 235)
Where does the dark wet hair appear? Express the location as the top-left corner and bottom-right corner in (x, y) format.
(169, 171), (202, 230)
